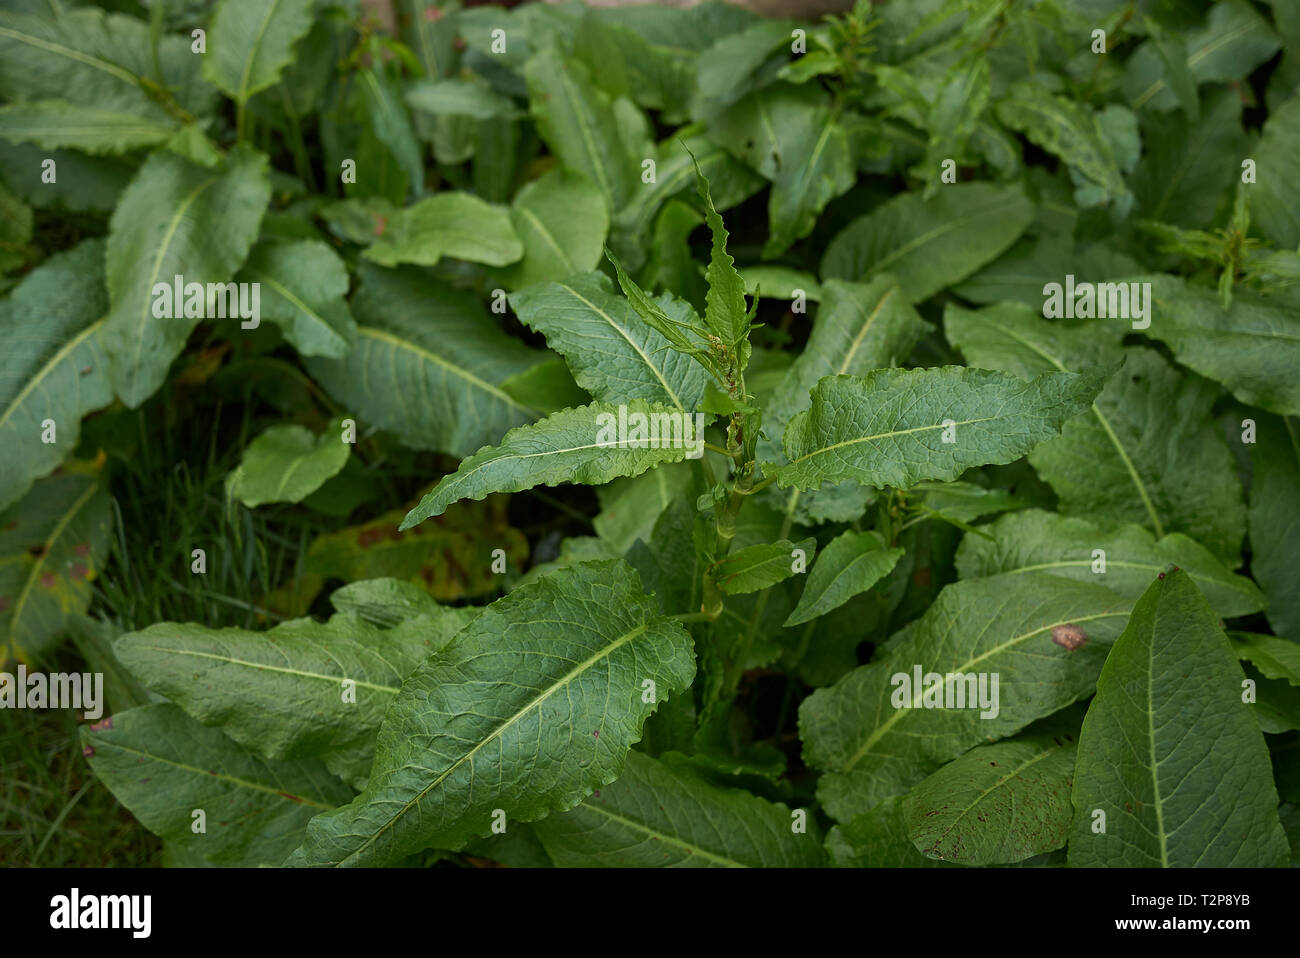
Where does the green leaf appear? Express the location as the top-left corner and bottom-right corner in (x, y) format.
(957, 510), (1264, 619)
(0, 239), (112, 512)
(1141, 274), (1300, 417)
(1126, 0), (1280, 112)
(773, 365), (1106, 493)
(304, 264), (545, 459)
(609, 128), (764, 272)
(0, 467), (112, 666)
(236, 239), (356, 360)
(995, 85), (1136, 216)
(329, 576), (464, 628)
(694, 161), (750, 351)
(1250, 95), (1300, 251)
(524, 49), (645, 211)
(102, 146), (271, 408)
(593, 463), (695, 555)
(203, 0), (316, 106)
(510, 272), (705, 411)
(763, 276), (931, 448)
(401, 400), (704, 529)
(0, 142), (131, 213)
(114, 611), (458, 767)
(362, 192), (522, 268)
(533, 751), (823, 867)
(904, 727), (1078, 865)
(0, 8), (214, 125)
(501, 169), (608, 289)
(827, 796), (951, 868)
(945, 302), (1247, 562)
(800, 573), (1132, 822)
(708, 83), (855, 257)
(84, 704), (352, 867)
(740, 265), (821, 301)
(1067, 569), (1289, 867)
(821, 183), (1035, 302)
(1248, 415), (1300, 638)
(785, 530), (903, 627)
(710, 537), (815, 596)
(1231, 633), (1300, 686)
(952, 235), (1142, 308)
(225, 419), (350, 508)
(405, 78), (523, 121)
(289, 560), (695, 866)
(1134, 88), (1245, 227)
(0, 100), (174, 154)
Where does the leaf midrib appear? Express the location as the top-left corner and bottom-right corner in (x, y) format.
(127, 644), (401, 694)
(336, 621), (652, 865)
(575, 799), (746, 867)
(842, 608), (1129, 771)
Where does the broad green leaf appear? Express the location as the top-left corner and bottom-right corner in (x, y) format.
(995, 86), (1136, 216)
(764, 276), (931, 439)
(0, 8), (214, 125)
(0, 239), (112, 511)
(609, 128), (764, 271)
(1067, 569), (1289, 867)
(0, 467), (112, 666)
(956, 510), (1264, 618)
(691, 18), (793, 117)
(524, 49), (644, 211)
(305, 497), (528, 601)
(510, 272), (705, 411)
(800, 573), (1132, 821)
(1231, 633), (1300, 686)
(102, 146), (270, 408)
(1140, 274), (1300, 417)
(289, 560), (696, 866)
(305, 264), (545, 458)
(329, 576), (461, 628)
(952, 235), (1142, 308)
(1133, 88), (1246, 227)
(710, 537), (815, 596)
(946, 303), (1247, 562)
(501, 169), (607, 289)
(114, 612), (459, 765)
(708, 82), (855, 257)
(0, 100), (174, 154)
(363, 192), (522, 268)
(827, 796), (950, 868)
(402, 400), (702, 528)
(785, 531), (903, 627)
(1248, 415), (1300, 638)
(0, 177), (30, 272)
(904, 728), (1077, 865)
(0, 142), (131, 213)
(203, 0), (315, 106)
(821, 183), (1035, 302)
(911, 481), (1029, 524)
(84, 703), (352, 867)
(1250, 95), (1300, 251)
(593, 462), (695, 555)
(357, 63), (425, 197)
(405, 78), (523, 121)
(236, 239), (355, 359)
(225, 419), (350, 508)
(740, 266), (821, 301)
(533, 751), (823, 867)
(1126, 0), (1280, 112)
(773, 366), (1106, 493)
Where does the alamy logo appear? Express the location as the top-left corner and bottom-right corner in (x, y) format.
(0, 666), (102, 720)
(1042, 274), (1151, 329)
(595, 405), (706, 460)
(890, 665), (1000, 720)
(151, 274), (261, 329)
(50, 888), (151, 938)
